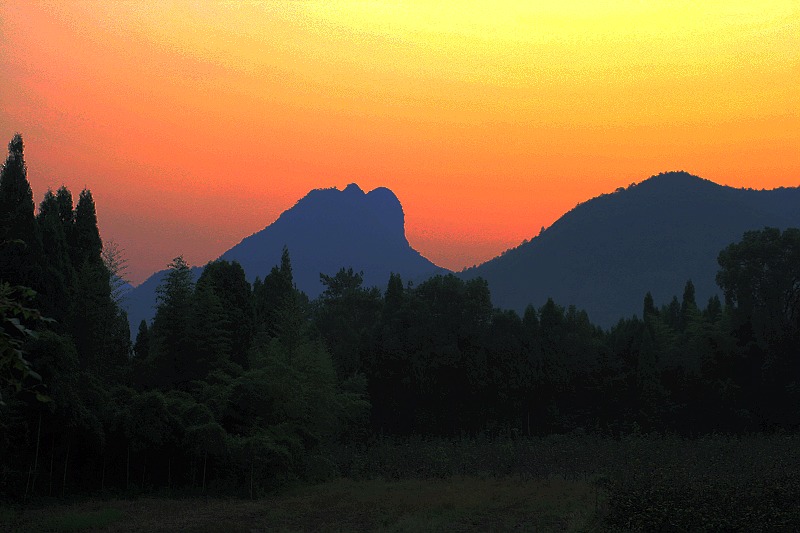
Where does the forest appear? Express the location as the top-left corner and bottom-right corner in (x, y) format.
(2, 133), (800, 529)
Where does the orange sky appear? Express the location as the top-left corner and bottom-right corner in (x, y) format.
(1, 1), (798, 284)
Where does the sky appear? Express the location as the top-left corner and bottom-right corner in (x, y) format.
(1, 1), (798, 285)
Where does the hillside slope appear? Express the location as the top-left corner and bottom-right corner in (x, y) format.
(462, 172), (800, 327)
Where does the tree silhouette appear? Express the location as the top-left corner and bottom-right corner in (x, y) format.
(150, 256), (195, 389)
(0, 134), (42, 289)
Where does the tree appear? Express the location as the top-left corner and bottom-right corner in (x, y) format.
(150, 257), (195, 389)
(0, 134), (42, 288)
(389, 274), (492, 434)
(186, 274), (233, 380)
(643, 292), (657, 319)
(36, 190), (74, 323)
(385, 272), (404, 312)
(703, 295), (722, 323)
(0, 282), (48, 405)
(133, 320), (150, 360)
(253, 246), (295, 336)
(316, 267), (382, 379)
(69, 255), (117, 375)
(195, 260), (253, 368)
(54, 186), (76, 290)
(55, 186), (74, 228)
(716, 227), (800, 426)
(65, 188), (131, 378)
(717, 227), (800, 347)
(635, 324), (668, 430)
(102, 240), (130, 307)
(485, 309), (530, 430)
(680, 280), (698, 331)
(72, 189), (103, 270)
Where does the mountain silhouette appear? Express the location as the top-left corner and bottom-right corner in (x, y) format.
(461, 171), (800, 327)
(124, 184), (445, 332)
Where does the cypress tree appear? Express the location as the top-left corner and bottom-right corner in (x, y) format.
(255, 246), (295, 336)
(384, 272), (404, 312)
(55, 186), (74, 226)
(187, 276), (232, 379)
(55, 186), (75, 256)
(195, 260), (253, 368)
(133, 320), (150, 360)
(150, 256), (195, 388)
(0, 134), (42, 288)
(72, 189), (103, 269)
(68, 188), (118, 374)
(643, 292), (657, 319)
(36, 190), (74, 322)
(680, 280), (698, 330)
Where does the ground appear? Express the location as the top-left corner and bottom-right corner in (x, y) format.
(2, 476), (602, 532)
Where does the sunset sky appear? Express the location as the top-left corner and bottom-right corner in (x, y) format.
(1, 1), (798, 285)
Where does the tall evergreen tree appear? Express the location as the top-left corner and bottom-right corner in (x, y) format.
(254, 246), (295, 336)
(150, 256), (195, 389)
(385, 273), (404, 312)
(134, 320), (150, 360)
(680, 280), (698, 330)
(66, 188), (127, 377)
(0, 134), (42, 288)
(55, 186), (74, 227)
(187, 274), (233, 380)
(643, 292), (657, 319)
(316, 268), (382, 379)
(72, 189), (103, 270)
(196, 260), (253, 368)
(36, 190), (74, 322)
(55, 186), (75, 255)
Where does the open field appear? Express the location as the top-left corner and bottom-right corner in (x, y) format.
(2, 477), (601, 532)
(5, 433), (800, 532)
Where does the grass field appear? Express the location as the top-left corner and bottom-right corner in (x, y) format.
(2, 476), (603, 532)
(6, 433), (800, 531)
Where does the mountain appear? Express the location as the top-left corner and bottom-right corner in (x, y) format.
(461, 171), (800, 327)
(124, 183), (445, 333)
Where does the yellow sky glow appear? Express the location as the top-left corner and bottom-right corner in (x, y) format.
(0, 1), (797, 283)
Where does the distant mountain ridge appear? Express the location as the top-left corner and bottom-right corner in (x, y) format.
(461, 171), (800, 327)
(124, 183), (446, 332)
(126, 172), (800, 334)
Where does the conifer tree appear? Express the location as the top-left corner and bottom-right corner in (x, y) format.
(55, 186), (74, 253)
(385, 272), (404, 312)
(0, 134), (42, 288)
(195, 260), (253, 368)
(36, 190), (74, 322)
(72, 189), (103, 269)
(680, 280), (698, 330)
(67, 188), (126, 376)
(55, 186), (74, 226)
(703, 295), (722, 323)
(643, 292), (657, 319)
(317, 268), (382, 378)
(254, 246), (295, 336)
(188, 274), (233, 379)
(133, 320), (150, 360)
(150, 256), (195, 388)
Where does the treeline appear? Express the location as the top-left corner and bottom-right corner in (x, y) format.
(2, 133), (799, 499)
